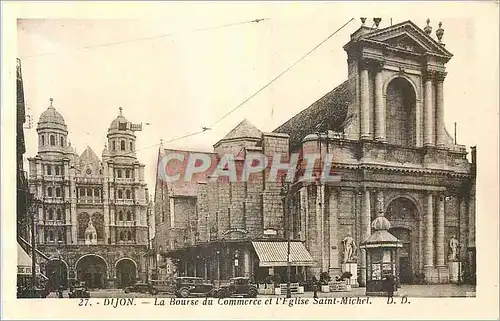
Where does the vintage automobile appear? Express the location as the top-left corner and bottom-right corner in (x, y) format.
(212, 277), (258, 298)
(124, 282), (159, 295)
(171, 277), (214, 298)
(68, 281), (90, 298)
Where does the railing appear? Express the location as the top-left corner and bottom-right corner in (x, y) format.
(114, 178), (135, 184)
(42, 220), (66, 225)
(114, 199), (135, 205)
(115, 221), (136, 227)
(77, 198), (102, 204)
(75, 177), (103, 184)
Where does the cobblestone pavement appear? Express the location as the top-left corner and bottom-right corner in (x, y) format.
(50, 284), (474, 299)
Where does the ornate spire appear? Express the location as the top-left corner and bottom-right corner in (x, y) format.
(424, 18), (432, 35)
(436, 21), (444, 45)
(119, 106), (123, 116)
(373, 18), (382, 28)
(49, 97), (54, 108)
(360, 17), (367, 26)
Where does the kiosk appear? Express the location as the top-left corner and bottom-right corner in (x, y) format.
(360, 211), (402, 296)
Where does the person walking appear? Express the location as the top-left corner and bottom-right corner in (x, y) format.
(384, 274), (395, 298)
(312, 276), (319, 299)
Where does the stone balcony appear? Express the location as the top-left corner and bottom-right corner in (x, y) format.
(75, 177), (103, 184)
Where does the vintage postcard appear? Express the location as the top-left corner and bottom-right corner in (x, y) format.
(1, 1), (498, 320)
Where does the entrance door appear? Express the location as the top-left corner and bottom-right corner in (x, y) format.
(399, 257), (412, 284)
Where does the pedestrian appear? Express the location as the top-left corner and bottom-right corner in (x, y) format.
(384, 274), (395, 298)
(312, 276), (319, 299)
(58, 284), (64, 298)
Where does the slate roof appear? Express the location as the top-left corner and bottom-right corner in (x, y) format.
(273, 80), (353, 148)
(220, 119), (262, 141)
(79, 146), (101, 166)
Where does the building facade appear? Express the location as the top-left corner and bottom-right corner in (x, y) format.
(28, 105), (150, 289)
(155, 19), (476, 285)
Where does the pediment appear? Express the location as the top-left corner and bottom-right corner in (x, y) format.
(363, 20), (452, 58)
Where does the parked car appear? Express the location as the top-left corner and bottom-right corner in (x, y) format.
(213, 277), (258, 298)
(172, 277), (214, 298)
(124, 282), (158, 295)
(150, 279), (175, 294)
(68, 281), (90, 298)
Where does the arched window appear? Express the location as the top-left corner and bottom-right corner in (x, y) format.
(120, 231), (125, 241)
(80, 188), (86, 197)
(112, 140), (116, 151)
(130, 142), (133, 151)
(126, 190), (131, 199)
(119, 211), (123, 221)
(117, 169), (122, 178)
(55, 187), (61, 197)
(61, 166), (64, 176)
(48, 209), (54, 220)
(127, 211), (132, 221)
(125, 169), (130, 178)
(60, 137), (64, 147)
(127, 231), (132, 241)
(47, 187), (53, 197)
(55, 166), (60, 175)
(87, 188), (92, 197)
(47, 165), (52, 175)
(118, 190), (123, 199)
(57, 230), (63, 241)
(94, 189), (99, 197)
(56, 209), (62, 220)
(49, 231), (54, 241)
(120, 140), (126, 151)
(50, 135), (55, 146)
(41, 135), (45, 146)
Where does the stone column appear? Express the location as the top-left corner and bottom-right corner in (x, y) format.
(435, 72), (446, 147)
(436, 194), (445, 267)
(424, 192), (434, 281)
(328, 188), (340, 275)
(360, 62), (371, 140)
(360, 188), (371, 286)
(423, 71), (435, 146)
(374, 64), (386, 142)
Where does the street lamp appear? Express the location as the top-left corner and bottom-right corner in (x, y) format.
(280, 180), (292, 299)
(57, 239), (63, 298)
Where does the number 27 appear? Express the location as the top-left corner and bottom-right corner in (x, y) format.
(79, 298), (89, 306)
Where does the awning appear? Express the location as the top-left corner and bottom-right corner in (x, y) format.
(252, 241), (316, 267)
(17, 243), (41, 275)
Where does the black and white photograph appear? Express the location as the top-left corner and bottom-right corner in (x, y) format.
(2, 1), (498, 320)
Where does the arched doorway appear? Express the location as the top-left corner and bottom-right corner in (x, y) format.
(386, 197), (419, 284)
(386, 77), (416, 147)
(115, 259), (137, 288)
(45, 260), (68, 290)
(76, 254), (108, 289)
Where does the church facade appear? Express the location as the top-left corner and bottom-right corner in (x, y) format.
(27, 104), (149, 289)
(155, 19), (476, 286)
(275, 19), (476, 285)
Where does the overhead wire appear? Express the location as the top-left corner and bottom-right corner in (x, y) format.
(20, 18), (269, 59)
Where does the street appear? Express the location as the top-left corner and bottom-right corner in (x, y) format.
(47, 284), (476, 299)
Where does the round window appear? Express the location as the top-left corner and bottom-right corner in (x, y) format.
(86, 168), (92, 175)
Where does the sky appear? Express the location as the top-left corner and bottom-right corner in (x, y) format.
(15, 2), (498, 195)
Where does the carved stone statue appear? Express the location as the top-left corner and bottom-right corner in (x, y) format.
(342, 235), (357, 263)
(377, 194), (384, 213)
(448, 235), (459, 261)
(85, 220), (97, 245)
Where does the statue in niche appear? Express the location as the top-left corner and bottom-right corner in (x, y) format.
(448, 235), (459, 261)
(85, 220), (97, 245)
(342, 235), (357, 263)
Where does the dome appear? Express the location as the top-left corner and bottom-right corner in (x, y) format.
(371, 212), (391, 231)
(39, 98), (65, 125)
(108, 107), (130, 131)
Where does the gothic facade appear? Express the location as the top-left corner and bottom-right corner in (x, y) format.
(28, 105), (149, 289)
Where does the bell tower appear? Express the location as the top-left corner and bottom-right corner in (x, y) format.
(343, 18), (453, 148)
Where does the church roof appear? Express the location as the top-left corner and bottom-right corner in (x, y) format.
(221, 119), (262, 141)
(79, 145), (101, 165)
(273, 80), (352, 148)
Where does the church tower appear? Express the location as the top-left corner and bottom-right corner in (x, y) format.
(342, 18), (453, 147)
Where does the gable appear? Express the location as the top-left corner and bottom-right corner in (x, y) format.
(363, 20), (452, 58)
